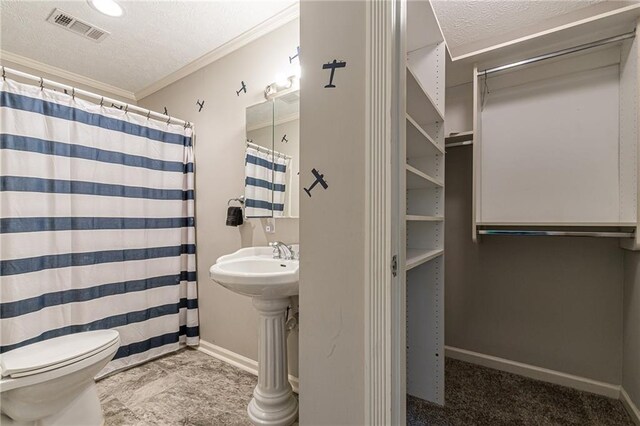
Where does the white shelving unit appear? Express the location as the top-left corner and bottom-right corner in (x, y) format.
(471, 29), (639, 242)
(406, 165), (443, 189)
(403, 0), (446, 407)
(406, 215), (444, 222)
(406, 248), (444, 271)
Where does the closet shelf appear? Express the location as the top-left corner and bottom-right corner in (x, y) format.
(406, 65), (444, 129)
(406, 164), (443, 189)
(406, 248), (444, 270)
(407, 114), (444, 156)
(406, 215), (444, 222)
(445, 131), (473, 148)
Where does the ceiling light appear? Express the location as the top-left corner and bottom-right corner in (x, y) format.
(88, 0), (123, 17)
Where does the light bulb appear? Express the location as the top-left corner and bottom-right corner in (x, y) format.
(88, 0), (124, 17)
(275, 73), (290, 88)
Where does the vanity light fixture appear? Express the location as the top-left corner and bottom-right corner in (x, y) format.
(275, 73), (290, 88)
(87, 0), (123, 17)
(264, 74), (299, 100)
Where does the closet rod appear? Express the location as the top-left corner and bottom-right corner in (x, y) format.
(1, 66), (191, 127)
(478, 230), (634, 238)
(479, 31), (636, 76)
(446, 141), (473, 148)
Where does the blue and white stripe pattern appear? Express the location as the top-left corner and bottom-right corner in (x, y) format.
(0, 79), (198, 377)
(244, 147), (289, 217)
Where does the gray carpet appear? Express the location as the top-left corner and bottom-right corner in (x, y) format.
(407, 358), (634, 426)
(98, 349), (632, 425)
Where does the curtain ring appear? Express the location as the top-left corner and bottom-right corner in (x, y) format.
(124, 104), (128, 113)
(39, 78), (44, 90)
(71, 88), (75, 99)
(2, 66), (5, 81)
(100, 97), (104, 107)
(146, 110), (151, 119)
(184, 121), (189, 129)
(166, 116), (171, 124)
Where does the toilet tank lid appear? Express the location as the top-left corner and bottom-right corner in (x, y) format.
(0, 330), (120, 378)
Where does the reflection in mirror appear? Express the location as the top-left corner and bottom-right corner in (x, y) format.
(244, 90), (299, 218)
(273, 91), (299, 217)
(245, 100), (275, 218)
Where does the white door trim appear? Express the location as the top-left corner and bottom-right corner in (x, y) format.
(364, 0), (397, 424)
(390, 0), (407, 424)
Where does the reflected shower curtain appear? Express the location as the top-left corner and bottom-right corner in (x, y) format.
(244, 147), (289, 217)
(0, 79), (199, 376)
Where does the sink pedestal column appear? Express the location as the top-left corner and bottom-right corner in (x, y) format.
(248, 297), (298, 426)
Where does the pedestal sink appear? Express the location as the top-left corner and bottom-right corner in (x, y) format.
(209, 246), (298, 426)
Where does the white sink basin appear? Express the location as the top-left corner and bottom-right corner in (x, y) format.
(209, 246), (299, 299)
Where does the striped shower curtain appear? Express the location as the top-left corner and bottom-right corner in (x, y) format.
(244, 147), (289, 217)
(0, 79), (199, 376)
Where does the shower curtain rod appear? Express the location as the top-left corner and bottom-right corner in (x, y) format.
(478, 30), (636, 76)
(1, 66), (191, 128)
(246, 141), (292, 159)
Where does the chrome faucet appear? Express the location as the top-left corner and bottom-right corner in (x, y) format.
(269, 241), (294, 260)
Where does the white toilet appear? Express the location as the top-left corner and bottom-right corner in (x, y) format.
(0, 330), (120, 426)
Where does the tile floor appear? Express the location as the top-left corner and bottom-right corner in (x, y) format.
(97, 348), (257, 425)
(97, 349), (634, 425)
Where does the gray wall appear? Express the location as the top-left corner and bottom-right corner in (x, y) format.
(623, 251), (640, 409)
(138, 20), (300, 375)
(299, 1), (366, 423)
(445, 146), (625, 385)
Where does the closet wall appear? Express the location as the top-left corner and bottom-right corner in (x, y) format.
(623, 252), (640, 409)
(444, 82), (625, 385)
(444, 145), (624, 384)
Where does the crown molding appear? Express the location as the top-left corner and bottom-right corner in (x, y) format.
(450, 3), (640, 62)
(1, 3), (299, 103)
(135, 2), (300, 100)
(0, 50), (137, 101)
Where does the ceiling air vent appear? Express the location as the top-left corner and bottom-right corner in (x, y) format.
(46, 8), (109, 43)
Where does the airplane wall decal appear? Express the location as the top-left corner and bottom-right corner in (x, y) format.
(289, 46), (300, 63)
(322, 59), (347, 88)
(236, 81), (247, 96)
(304, 168), (328, 197)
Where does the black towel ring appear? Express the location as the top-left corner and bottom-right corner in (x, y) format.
(228, 196), (245, 206)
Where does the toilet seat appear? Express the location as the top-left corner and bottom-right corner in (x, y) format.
(1, 330), (120, 378)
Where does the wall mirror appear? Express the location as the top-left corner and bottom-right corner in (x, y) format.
(245, 90), (299, 218)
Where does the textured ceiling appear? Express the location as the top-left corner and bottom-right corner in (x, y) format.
(432, 0), (612, 57)
(0, 0), (296, 93)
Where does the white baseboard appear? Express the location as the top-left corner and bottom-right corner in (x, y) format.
(445, 346), (621, 399)
(197, 339), (299, 393)
(621, 387), (640, 425)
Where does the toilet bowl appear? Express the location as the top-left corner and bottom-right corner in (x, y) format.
(0, 330), (120, 426)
